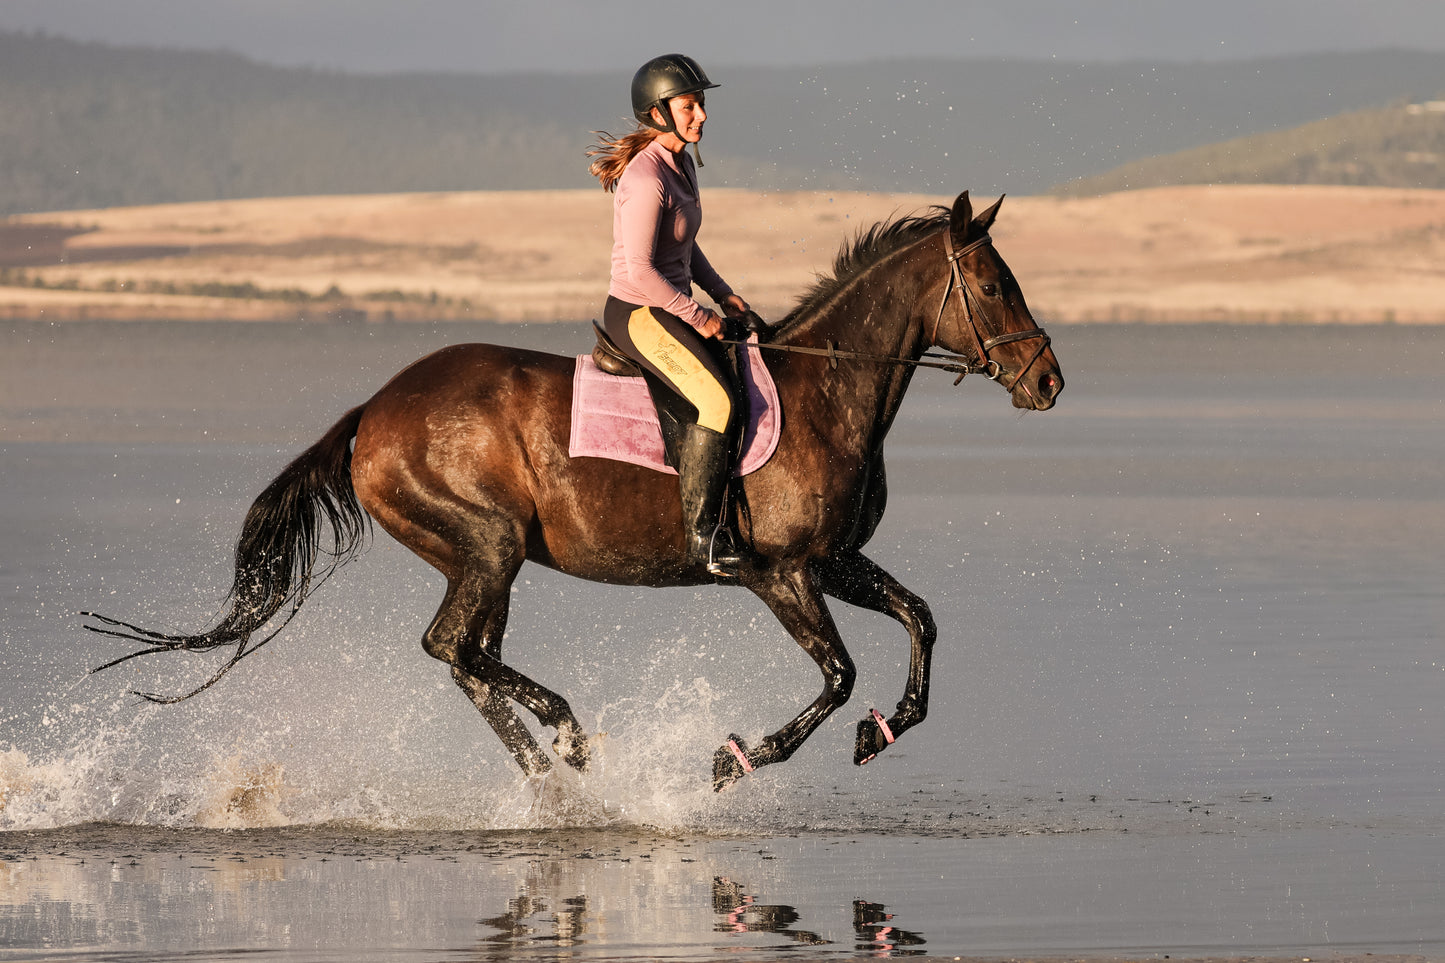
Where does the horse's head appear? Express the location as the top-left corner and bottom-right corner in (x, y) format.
(934, 191), (1063, 411)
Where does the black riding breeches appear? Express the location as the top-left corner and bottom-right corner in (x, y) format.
(601, 296), (738, 434)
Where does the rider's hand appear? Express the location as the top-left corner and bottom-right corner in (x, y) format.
(696, 310), (725, 340)
(720, 294), (751, 318)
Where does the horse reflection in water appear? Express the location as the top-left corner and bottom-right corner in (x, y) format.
(86, 191), (1063, 791)
(853, 899), (928, 956)
(479, 893), (589, 950)
(473, 875), (923, 954)
(712, 879), (927, 955)
(713, 875), (827, 946)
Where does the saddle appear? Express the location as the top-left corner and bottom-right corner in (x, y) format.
(589, 317), (767, 470)
(592, 322), (697, 468)
(573, 317), (780, 475)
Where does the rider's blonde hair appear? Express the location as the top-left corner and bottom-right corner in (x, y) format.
(587, 125), (659, 193)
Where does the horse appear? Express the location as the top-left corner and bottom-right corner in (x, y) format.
(85, 190), (1064, 792)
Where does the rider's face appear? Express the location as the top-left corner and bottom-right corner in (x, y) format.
(656, 93), (706, 143)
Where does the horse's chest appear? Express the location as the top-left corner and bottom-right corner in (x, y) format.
(748, 455), (873, 549)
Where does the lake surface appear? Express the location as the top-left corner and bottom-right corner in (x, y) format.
(2, 320), (1442, 960)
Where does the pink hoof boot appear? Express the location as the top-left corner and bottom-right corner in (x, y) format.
(712, 734), (753, 791)
(854, 709), (896, 765)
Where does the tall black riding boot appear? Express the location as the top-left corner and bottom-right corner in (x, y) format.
(678, 423), (754, 578)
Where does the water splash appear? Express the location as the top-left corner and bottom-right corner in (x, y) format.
(0, 728), (140, 830)
(194, 754), (291, 828)
(0, 673), (790, 834)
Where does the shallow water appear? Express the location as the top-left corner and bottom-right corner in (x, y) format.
(1, 320), (1442, 960)
(2, 825), (1438, 961)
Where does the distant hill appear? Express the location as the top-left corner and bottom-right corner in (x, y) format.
(6, 31), (1445, 215)
(1057, 100), (1445, 194)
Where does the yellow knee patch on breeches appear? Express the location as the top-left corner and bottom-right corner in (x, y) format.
(628, 307), (733, 432)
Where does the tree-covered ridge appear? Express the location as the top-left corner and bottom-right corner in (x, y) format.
(6, 30), (1445, 215)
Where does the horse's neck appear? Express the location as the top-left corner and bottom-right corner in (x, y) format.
(773, 236), (938, 446)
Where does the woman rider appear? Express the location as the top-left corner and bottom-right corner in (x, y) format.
(588, 54), (755, 578)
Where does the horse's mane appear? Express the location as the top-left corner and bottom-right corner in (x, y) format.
(776, 206), (951, 330)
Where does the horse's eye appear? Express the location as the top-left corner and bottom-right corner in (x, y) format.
(981, 283), (998, 297)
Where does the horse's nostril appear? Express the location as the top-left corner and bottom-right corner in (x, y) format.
(1041, 373), (1062, 398)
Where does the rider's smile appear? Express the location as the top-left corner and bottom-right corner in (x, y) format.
(655, 93), (706, 151)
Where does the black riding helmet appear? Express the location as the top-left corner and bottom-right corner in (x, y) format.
(631, 54), (719, 134)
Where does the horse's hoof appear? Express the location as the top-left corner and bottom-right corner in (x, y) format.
(553, 728), (591, 773)
(854, 709), (896, 766)
(712, 734), (753, 792)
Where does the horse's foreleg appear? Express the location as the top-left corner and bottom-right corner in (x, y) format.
(717, 566), (856, 790)
(815, 551), (937, 765)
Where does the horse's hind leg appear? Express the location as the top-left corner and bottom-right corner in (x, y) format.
(453, 668), (553, 775)
(424, 569), (591, 775)
(815, 551), (937, 765)
(427, 580), (550, 775)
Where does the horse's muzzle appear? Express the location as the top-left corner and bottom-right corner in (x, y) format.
(1012, 368), (1064, 411)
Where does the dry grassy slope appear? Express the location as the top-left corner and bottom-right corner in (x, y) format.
(4, 185), (1445, 323)
(1058, 101), (1445, 196)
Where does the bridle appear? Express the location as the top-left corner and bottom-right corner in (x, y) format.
(934, 231), (1052, 390)
(724, 229), (1051, 389)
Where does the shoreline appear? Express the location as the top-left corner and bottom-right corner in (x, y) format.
(5, 306), (1441, 324)
(6, 319), (1441, 447)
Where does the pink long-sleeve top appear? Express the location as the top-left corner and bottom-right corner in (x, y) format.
(608, 138), (733, 330)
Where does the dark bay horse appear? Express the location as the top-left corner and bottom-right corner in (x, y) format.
(86, 191), (1063, 791)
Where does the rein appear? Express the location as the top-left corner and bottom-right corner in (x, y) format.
(722, 333), (994, 383)
(723, 231), (1050, 388)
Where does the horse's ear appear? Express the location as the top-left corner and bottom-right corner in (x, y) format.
(949, 191), (974, 242)
(973, 194), (1005, 234)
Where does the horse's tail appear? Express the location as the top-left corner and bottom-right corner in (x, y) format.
(85, 405), (371, 702)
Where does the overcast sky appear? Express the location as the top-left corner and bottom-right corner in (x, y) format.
(5, 0), (1445, 74)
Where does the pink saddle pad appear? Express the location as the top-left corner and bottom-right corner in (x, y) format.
(569, 338), (781, 476)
